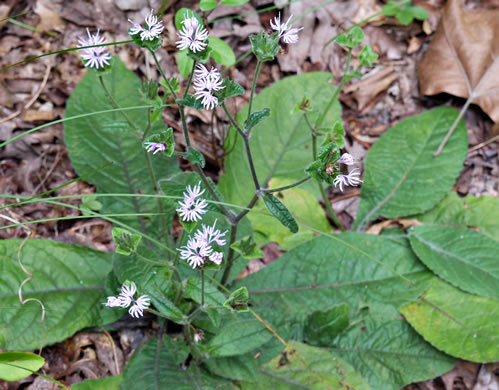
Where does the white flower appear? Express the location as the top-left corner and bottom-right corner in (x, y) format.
(333, 168), (363, 192)
(104, 282), (150, 318)
(195, 220), (227, 246)
(178, 237), (213, 268)
(270, 13), (303, 44)
(178, 221), (228, 268)
(128, 9), (164, 41)
(129, 295), (151, 318)
(144, 142), (166, 155)
(77, 29), (112, 69)
(176, 17), (209, 53)
(193, 65), (224, 110)
(176, 182), (208, 222)
(337, 153), (355, 166)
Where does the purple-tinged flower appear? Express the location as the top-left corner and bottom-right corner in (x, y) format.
(333, 168), (363, 192)
(337, 153), (355, 166)
(144, 142), (166, 155)
(129, 295), (151, 318)
(176, 16), (209, 53)
(128, 9), (164, 41)
(195, 220), (227, 246)
(104, 282), (150, 318)
(78, 29), (112, 69)
(178, 221), (228, 268)
(193, 65), (224, 110)
(176, 182), (208, 222)
(270, 13), (303, 44)
(178, 237), (213, 268)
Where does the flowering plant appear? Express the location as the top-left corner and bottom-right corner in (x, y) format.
(2, 2), (491, 389)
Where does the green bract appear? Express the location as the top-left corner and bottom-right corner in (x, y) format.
(334, 26), (364, 49)
(112, 227), (142, 255)
(305, 142), (341, 184)
(145, 127), (175, 157)
(249, 31), (280, 62)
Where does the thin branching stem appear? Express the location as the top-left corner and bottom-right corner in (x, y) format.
(221, 223), (238, 286)
(248, 60), (262, 120)
(264, 176), (312, 193)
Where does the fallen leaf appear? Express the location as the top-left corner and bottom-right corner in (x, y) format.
(418, 0), (499, 122)
(343, 66), (398, 111)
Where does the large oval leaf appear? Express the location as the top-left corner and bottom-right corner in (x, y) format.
(242, 341), (369, 390)
(0, 239), (113, 351)
(401, 278), (499, 363)
(219, 72), (341, 206)
(65, 57), (179, 233)
(122, 337), (235, 389)
(354, 106), (468, 231)
(409, 225), (499, 299)
(416, 192), (499, 241)
(0, 352), (44, 381)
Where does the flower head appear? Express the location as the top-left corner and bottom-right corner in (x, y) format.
(144, 142), (166, 155)
(333, 168), (363, 192)
(176, 16), (209, 53)
(77, 29), (112, 69)
(337, 153), (355, 166)
(128, 9), (164, 41)
(270, 13), (303, 44)
(176, 182), (209, 222)
(104, 282), (150, 318)
(178, 221), (228, 268)
(193, 65), (224, 110)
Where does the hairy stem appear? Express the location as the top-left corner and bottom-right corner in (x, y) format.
(248, 60), (262, 120)
(265, 176), (312, 193)
(183, 60), (197, 99)
(221, 223), (238, 286)
(201, 269), (205, 305)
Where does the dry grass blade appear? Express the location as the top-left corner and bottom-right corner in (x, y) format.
(418, 0), (499, 155)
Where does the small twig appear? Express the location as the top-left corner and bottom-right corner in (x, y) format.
(468, 134), (499, 153)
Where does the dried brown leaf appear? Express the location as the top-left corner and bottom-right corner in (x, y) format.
(418, 0), (499, 122)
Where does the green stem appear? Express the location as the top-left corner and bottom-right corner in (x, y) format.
(316, 48), (353, 129)
(135, 252), (168, 266)
(318, 182), (345, 231)
(183, 324), (203, 361)
(324, 11), (383, 48)
(221, 223), (238, 286)
(193, 164), (234, 219)
(265, 176), (312, 193)
(201, 269), (205, 306)
(247, 60), (262, 121)
(183, 60), (197, 99)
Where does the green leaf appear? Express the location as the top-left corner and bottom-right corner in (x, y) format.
(200, 0), (217, 11)
(235, 234), (452, 389)
(208, 319), (272, 357)
(65, 57), (179, 234)
(252, 341), (369, 390)
(409, 225), (499, 299)
(184, 278), (226, 307)
(148, 289), (185, 324)
(359, 45), (378, 67)
(216, 78), (245, 103)
(251, 178), (332, 249)
(176, 50), (194, 79)
(304, 304), (349, 346)
(261, 192), (298, 233)
(224, 287), (250, 312)
(122, 337), (234, 389)
(208, 37), (236, 66)
(72, 376), (122, 390)
(415, 192), (499, 241)
(220, 72), (341, 207)
(175, 8), (203, 31)
(334, 26), (364, 48)
(184, 146), (205, 167)
(144, 127), (175, 157)
(0, 352), (44, 381)
(401, 278), (499, 362)
(231, 236), (264, 260)
(112, 227), (142, 255)
(332, 304), (455, 390)
(0, 239), (114, 351)
(354, 106), (468, 231)
(243, 107), (271, 133)
(320, 121), (345, 148)
(205, 354), (259, 382)
(249, 31), (280, 62)
(176, 94), (203, 110)
(221, 0), (249, 5)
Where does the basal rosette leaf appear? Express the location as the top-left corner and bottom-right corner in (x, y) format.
(354, 106), (467, 231)
(0, 239), (114, 351)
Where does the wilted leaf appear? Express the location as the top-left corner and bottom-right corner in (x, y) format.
(418, 0), (499, 122)
(401, 278), (499, 363)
